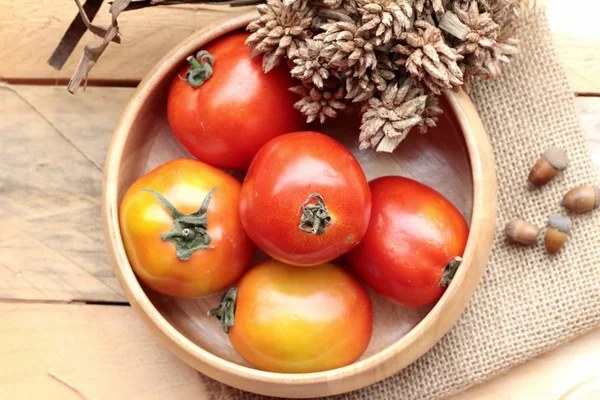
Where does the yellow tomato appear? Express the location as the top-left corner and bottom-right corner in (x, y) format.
(210, 260), (373, 373)
(119, 159), (255, 298)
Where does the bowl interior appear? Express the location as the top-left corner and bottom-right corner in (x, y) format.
(114, 56), (473, 367)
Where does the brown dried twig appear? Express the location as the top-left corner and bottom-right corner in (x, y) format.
(73, 0), (123, 43)
(119, 0), (263, 9)
(47, 0), (105, 70)
(50, 0), (259, 93)
(67, 0), (131, 94)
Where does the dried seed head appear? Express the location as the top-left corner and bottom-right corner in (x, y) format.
(359, 79), (439, 152)
(504, 219), (540, 246)
(561, 185), (600, 213)
(543, 146), (569, 171)
(548, 213), (572, 234)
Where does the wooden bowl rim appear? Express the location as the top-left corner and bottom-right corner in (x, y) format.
(102, 11), (497, 394)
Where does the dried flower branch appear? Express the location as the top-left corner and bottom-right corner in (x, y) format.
(290, 79), (347, 123)
(315, 20), (378, 77)
(415, 0), (444, 15)
(55, 0), (520, 153)
(68, 0), (131, 94)
(48, 0), (105, 70)
(345, 52), (396, 102)
(356, 0), (413, 46)
(393, 21), (464, 94)
(359, 79), (441, 152)
(246, 0), (316, 72)
(260, 0), (519, 151)
(290, 39), (331, 88)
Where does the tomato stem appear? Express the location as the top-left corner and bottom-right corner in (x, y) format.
(298, 193), (333, 234)
(142, 187), (216, 261)
(440, 256), (462, 287)
(208, 287), (237, 334)
(185, 50), (215, 88)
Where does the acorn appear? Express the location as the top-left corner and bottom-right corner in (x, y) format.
(544, 214), (572, 254)
(561, 185), (600, 213)
(505, 219), (541, 245)
(528, 146), (569, 187)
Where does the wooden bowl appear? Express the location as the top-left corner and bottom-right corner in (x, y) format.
(102, 11), (497, 399)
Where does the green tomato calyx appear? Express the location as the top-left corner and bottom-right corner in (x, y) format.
(208, 287), (238, 334)
(440, 256), (462, 287)
(185, 50), (214, 88)
(143, 187), (216, 261)
(298, 193), (333, 234)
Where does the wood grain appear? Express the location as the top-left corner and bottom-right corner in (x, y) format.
(0, 301), (598, 400)
(1, 85), (598, 304)
(0, 0), (599, 94)
(0, 87), (598, 396)
(0, 302), (212, 400)
(575, 97), (600, 175)
(0, 84), (130, 303)
(545, 1), (600, 95)
(0, 0), (253, 83)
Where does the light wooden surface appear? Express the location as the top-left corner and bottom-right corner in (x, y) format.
(0, 0), (599, 94)
(2, 85), (597, 305)
(0, 302), (598, 400)
(0, 84), (128, 303)
(0, 0), (599, 398)
(0, 302), (212, 400)
(0, 90), (597, 399)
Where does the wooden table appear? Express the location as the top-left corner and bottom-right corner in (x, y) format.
(1, 1), (599, 399)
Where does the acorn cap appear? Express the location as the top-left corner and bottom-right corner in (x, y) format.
(504, 219), (520, 237)
(548, 213), (572, 233)
(543, 146), (569, 171)
(595, 185), (600, 209)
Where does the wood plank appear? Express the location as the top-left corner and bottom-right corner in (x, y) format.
(0, 301), (599, 400)
(546, 1), (600, 95)
(575, 97), (600, 176)
(0, 0), (599, 94)
(0, 302), (212, 399)
(0, 85), (133, 303)
(1, 85), (599, 303)
(0, 0), (253, 83)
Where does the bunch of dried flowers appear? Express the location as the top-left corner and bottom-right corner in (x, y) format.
(247, 0), (519, 151)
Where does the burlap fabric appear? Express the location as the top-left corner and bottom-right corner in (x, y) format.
(207, 6), (600, 400)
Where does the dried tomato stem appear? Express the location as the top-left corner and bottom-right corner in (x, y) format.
(208, 287), (238, 334)
(186, 56), (203, 70)
(440, 256), (462, 287)
(185, 50), (215, 88)
(143, 187), (215, 260)
(298, 193), (333, 234)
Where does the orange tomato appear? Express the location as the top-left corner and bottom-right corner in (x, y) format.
(210, 260), (373, 373)
(119, 159), (255, 298)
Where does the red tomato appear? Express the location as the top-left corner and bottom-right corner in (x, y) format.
(239, 132), (371, 266)
(167, 32), (306, 170)
(347, 176), (469, 307)
(209, 260), (373, 373)
(119, 159), (255, 298)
